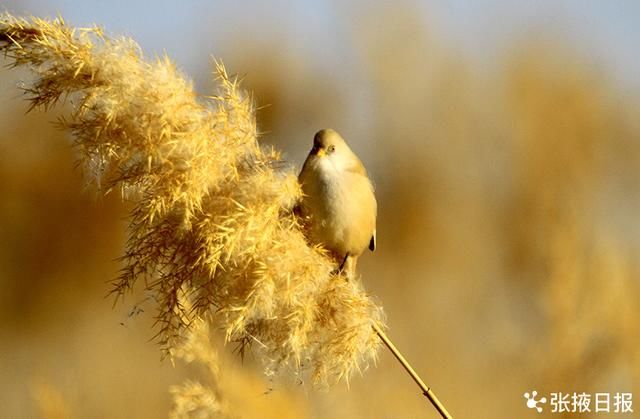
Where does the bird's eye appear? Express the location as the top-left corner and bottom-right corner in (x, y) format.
(328, 145), (336, 153)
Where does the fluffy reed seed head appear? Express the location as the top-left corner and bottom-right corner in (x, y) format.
(0, 14), (384, 384)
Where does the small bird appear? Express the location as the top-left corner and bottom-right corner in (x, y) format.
(298, 128), (377, 278)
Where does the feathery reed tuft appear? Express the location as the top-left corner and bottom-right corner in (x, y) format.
(0, 13), (384, 384)
(169, 318), (228, 418)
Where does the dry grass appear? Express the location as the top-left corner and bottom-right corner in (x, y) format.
(0, 13), (383, 389)
(169, 318), (226, 418)
(2, 5), (640, 418)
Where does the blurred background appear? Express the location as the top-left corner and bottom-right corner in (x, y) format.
(1, 1), (639, 418)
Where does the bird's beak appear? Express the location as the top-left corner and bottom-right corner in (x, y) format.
(311, 145), (327, 157)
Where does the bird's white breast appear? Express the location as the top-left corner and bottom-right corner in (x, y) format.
(300, 157), (376, 256)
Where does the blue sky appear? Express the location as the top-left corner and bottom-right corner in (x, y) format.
(5, 0), (639, 91)
(427, 1), (640, 87)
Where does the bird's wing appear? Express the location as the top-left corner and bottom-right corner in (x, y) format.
(349, 156), (376, 253)
(298, 153), (312, 182)
(346, 155), (367, 176)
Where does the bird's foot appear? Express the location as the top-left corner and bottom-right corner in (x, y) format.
(331, 268), (351, 281)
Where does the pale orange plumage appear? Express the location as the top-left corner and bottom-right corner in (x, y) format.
(298, 129), (377, 277)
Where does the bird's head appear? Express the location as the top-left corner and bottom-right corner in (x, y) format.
(309, 129), (355, 170)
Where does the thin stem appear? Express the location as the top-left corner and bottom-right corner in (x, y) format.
(372, 323), (452, 419)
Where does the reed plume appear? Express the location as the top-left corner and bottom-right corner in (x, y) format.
(0, 13), (384, 385)
(169, 318), (227, 418)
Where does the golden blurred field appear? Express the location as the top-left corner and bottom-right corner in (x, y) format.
(1, 3), (639, 418)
